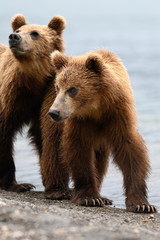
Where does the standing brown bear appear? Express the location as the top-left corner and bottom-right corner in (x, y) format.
(0, 14), (65, 192)
(46, 49), (157, 213)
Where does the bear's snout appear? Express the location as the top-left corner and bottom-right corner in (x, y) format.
(48, 109), (61, 122)
(9, 33), (21, 44)
(9, 33), (22, 52)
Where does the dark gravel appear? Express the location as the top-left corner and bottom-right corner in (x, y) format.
(0, 190), (159, 240)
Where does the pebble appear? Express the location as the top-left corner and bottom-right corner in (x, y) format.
(0, 201), (7, 206)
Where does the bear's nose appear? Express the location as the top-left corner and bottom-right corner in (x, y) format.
(48, 109), (61, 122)
(9, 33), (21, 43)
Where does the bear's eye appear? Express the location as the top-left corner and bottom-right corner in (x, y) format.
(15, 30), (20, 33)
(67, 87), (78, 98)
(30, 31), (39, 40)
(55, 85), (60, 93)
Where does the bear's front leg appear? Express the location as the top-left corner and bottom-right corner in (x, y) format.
(62, 120), (105, 207)
(0, 116), (35, 192)
(112, 130), (157, 213)
(40, 121), (71, 200)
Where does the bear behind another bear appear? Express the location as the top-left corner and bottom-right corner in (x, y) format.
(0, 14), (65, 192)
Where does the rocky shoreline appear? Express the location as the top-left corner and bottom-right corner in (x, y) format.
(0, 190), (159, 240)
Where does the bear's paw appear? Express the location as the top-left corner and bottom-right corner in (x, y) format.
(7, 183), (35, 192)
(44, 188), (72, 200)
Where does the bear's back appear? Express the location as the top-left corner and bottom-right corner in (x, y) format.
(97, 49), (133, 99)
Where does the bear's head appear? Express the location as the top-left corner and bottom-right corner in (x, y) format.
(48, 51), (107, 122)
(9, 14), (66, 61)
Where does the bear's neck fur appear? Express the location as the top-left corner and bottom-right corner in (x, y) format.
(0, 45), (54, 120)
(1, 47), (53, 90)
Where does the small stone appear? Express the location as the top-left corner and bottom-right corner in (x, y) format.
(148, 214), (154, 219)
(124, 218), (129, 223)
(0, 201), (7, 206)
(133, 228), (139, 234)
(12, 231), (23, 238)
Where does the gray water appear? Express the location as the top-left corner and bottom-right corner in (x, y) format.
(0, 0), (160, 210)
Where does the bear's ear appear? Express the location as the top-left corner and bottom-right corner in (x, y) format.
(85, 53), (103, 74)
(11, 14), (27, 32)
(48, 16), (66, 34)
(51, 51), (68, 70)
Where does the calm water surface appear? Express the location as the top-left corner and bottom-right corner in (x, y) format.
(0, 0), (160, 210)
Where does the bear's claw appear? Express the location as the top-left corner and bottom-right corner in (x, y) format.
(79, 197), (110, 207)
(73, 195), (113, 207)
(127, 204), (157, 213)
(81, 198), (104, 207)
(101, 197), (113, 205)
(135, 204), (157, 213)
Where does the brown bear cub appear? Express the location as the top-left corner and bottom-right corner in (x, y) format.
(0, 14), (65, 192)
(47, 49), (157, 213)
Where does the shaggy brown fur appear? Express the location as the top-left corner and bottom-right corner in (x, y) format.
(0, 14), (65, 192)
(40, 85), (70, 200)
(45, 49), (157, 213)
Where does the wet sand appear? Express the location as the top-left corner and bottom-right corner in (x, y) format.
(0, 190), (159, 240)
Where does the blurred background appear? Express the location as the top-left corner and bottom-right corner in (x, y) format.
(0, 0), (160, 210)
